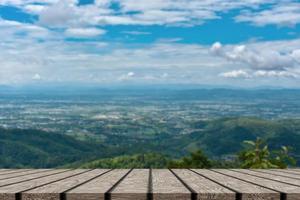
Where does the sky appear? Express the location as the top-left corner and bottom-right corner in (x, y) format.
(0, 0), (300, 88)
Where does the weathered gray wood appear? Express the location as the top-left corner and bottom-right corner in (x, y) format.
(272, 169), (300, 176)
(0, 169), (68, 187)
(172, 169), (235, 200)
(152, 169), (191, 200)
(192, 169), (279, 200)
(285, 168), (300, 172)
(0, 169), (88, 200)
(22, 169), (108, 200)
(217, 169), (300, 200)
(251, 169), (300, 183)
(0, 169), (23, 174)
(0, 169), (32, 176)
(66, 169), (130, 200)
(111, 169), (148, 200)
(0, 169), (52, 181)
(0, 170), (12, 173)
(0, 169), (299, 200)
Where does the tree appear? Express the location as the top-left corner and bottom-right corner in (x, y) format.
(168, 150), (212, 168)
(271, 146), (296, 169)
(239, 138), (296, 169)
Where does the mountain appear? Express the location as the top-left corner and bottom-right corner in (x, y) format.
(173, 117), (300, 158)
(73, 153), (170, 168)
(0, 128), (117, 168)
(0, 85), (12, 91)
(1, 117), (300, 168)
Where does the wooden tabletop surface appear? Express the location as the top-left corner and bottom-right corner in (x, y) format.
(0, 169), (299, 200)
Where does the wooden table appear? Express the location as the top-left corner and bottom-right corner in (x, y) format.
(0, 169), (299, 199)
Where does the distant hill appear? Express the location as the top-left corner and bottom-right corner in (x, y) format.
(173, 117), (300, 158)
(1, 117), (300, 168)
(0, 128), (116, 168)
(73, 153), (169, 168)
(0, 85), (12, 91)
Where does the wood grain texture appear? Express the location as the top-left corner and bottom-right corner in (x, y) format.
(246, 169), (300, 185)
(288, 169), (300, 172)
(272, 169), (300, 176)
(0, 169), (52, 181)
(67, 169), (130, 200)
(192, 169), (279, 200)
(0, 169), (87, 200)
(111, 169), (149, 200)
(217, 169), (300, 200)
(0, 169), (32, 176)
(0, 169), (67, 187)
(0, 169), (12, 173)
(22, 169), (108, 200)
(254, 169), (300, 179)
(172, 169), (235, 200)
(152, 169), (190, 200)
(0, 169), (299, 200)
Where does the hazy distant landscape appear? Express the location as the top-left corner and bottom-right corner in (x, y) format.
(1, 0), (300, 171)
(1, 87), (300, 168)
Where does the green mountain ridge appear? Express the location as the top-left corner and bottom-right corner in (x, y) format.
(1, 117), (300, 168)
(0, 128), (117, 168)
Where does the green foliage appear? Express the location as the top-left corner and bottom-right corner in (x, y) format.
(0, 128), (116, 168)
(1, 116), (300, 168)
(271, 146), (297, 169)
(79, 153), (169, 168)
(168, 150), (212, 168)
(239, 138), (296, 169)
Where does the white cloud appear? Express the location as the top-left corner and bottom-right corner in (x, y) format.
(220, 70), (251, 78)
(210, 42), (222, 55)
(118, 72), (136, 81)
(127, 72), (135, 77)
(65, 27), (106, 38)
(38, 1), (79, 28)
(236, 2), (300, 27)
(221, 70), (299, 79)
(1, 16), (300, 86)
(2, 0), (290, 28)
(122, 31), (151, 35)
(0, 19), (52, 39)
(254, 70), (298, 78)
(24, 4), (47, 14)
(32, 73), (42, 80)
(211, 41), (300, 71)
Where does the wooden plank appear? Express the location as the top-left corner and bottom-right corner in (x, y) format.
(288, 169), (300, 171)
(0, 169), (22, 175)
(0, 169), (88, 200)
(22, 169), (108, 200)
(192, 169), (279, 200)
(0, 170), (12, 172)
(0, 169), (68, 187)
(216, 169), (300, 200)
(172, 169), (235, 200)
(66, 169), (130, 200)
(0, 169), (52, 181)
(152, 169), (190, 200)
(0, 169), (32, 176)
(111, 169), (148, 200)
(254, 169), (300, 179)
(272, 169), (300, 176)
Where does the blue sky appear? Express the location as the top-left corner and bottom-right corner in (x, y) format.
(0, 0), (300, 87)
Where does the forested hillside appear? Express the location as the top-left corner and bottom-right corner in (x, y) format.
(1, 117), (300, 168)
(0, 128), (116, 168)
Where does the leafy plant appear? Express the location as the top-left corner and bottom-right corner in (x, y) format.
(271, 146), (296, 169)
(168, 150), (212, 168)
(239, 138), (296, 169)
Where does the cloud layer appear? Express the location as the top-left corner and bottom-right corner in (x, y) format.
(1, 0), (300, 87)
(1, 0), (300, 29)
